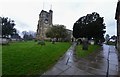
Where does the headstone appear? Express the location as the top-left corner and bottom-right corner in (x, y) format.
(51, 38), (56, 44)
(82, 38), (88, 50)
(90, 40), (94, 45)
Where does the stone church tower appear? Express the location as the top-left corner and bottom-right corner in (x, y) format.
(36, 10), (53, 40)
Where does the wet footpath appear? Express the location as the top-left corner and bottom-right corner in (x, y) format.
(41, 43), (119, 76)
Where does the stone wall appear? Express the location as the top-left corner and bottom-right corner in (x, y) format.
(0, 38), (9, 45)
(115, 1), (120, 52)
(117, 13), (120, 52)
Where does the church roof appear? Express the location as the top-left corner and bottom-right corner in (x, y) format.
(115, 1), (120, 20)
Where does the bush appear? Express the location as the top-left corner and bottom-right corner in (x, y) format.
(37, 40), (45, 45)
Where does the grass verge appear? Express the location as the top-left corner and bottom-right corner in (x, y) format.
(2, 41), (70, 76)
(76, 44), (100, 58)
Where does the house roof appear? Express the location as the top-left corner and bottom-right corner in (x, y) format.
(115, 1), (120, 20)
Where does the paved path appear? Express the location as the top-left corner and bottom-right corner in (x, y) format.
(42, 43), (119, 76)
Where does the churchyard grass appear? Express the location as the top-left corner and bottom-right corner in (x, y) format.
(76, 44), (100, 58)
(2, 41), (70, 75)
(0, 45), (2, 77)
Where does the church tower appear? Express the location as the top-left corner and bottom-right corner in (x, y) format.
(36, 9), (53, 40)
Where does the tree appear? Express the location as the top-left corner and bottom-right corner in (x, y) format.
(46, 25), (68, 41)
(11, 33), (21, 40)
(73, 12), (106, 43)
(22, 31), (28, 36)
(105, 34), (110, 43)
(22, 31), (34, 40)
(1, 17), (16, 37)
(111, 35), (117, 40)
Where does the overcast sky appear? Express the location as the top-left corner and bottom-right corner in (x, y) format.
(0, 0), (118, 36)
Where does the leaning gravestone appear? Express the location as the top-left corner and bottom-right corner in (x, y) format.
(82, 38), (88, 50)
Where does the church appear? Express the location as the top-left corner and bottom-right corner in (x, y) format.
(36, 9), (53, 40)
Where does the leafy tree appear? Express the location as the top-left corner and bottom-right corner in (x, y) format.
(105, 34), (110, 43)
(22, 31), (27, 35)
(73, 12), (106, 43)
(111, 35), (117, 40)
(11, 33), (21, 39)
(46, 25), (68, 41)
(1, 17), (16, 37)
(22, 31), (34, 40)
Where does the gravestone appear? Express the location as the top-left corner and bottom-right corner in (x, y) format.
(82, 38), (88, 50)
(51, 38), (56, 44)
(89, 40), (95, 45)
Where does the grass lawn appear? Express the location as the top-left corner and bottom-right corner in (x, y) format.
(76, 44), (100, 58)
(2, 41), (70, 76)
(0, 45), (2, 77)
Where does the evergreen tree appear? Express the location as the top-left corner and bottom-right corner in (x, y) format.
(1, 17), (16, 37)
(73, 12), (106, 43)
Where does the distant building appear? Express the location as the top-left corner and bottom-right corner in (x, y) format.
(36, 9), (53, 40)
(115, 0), (120, 51)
